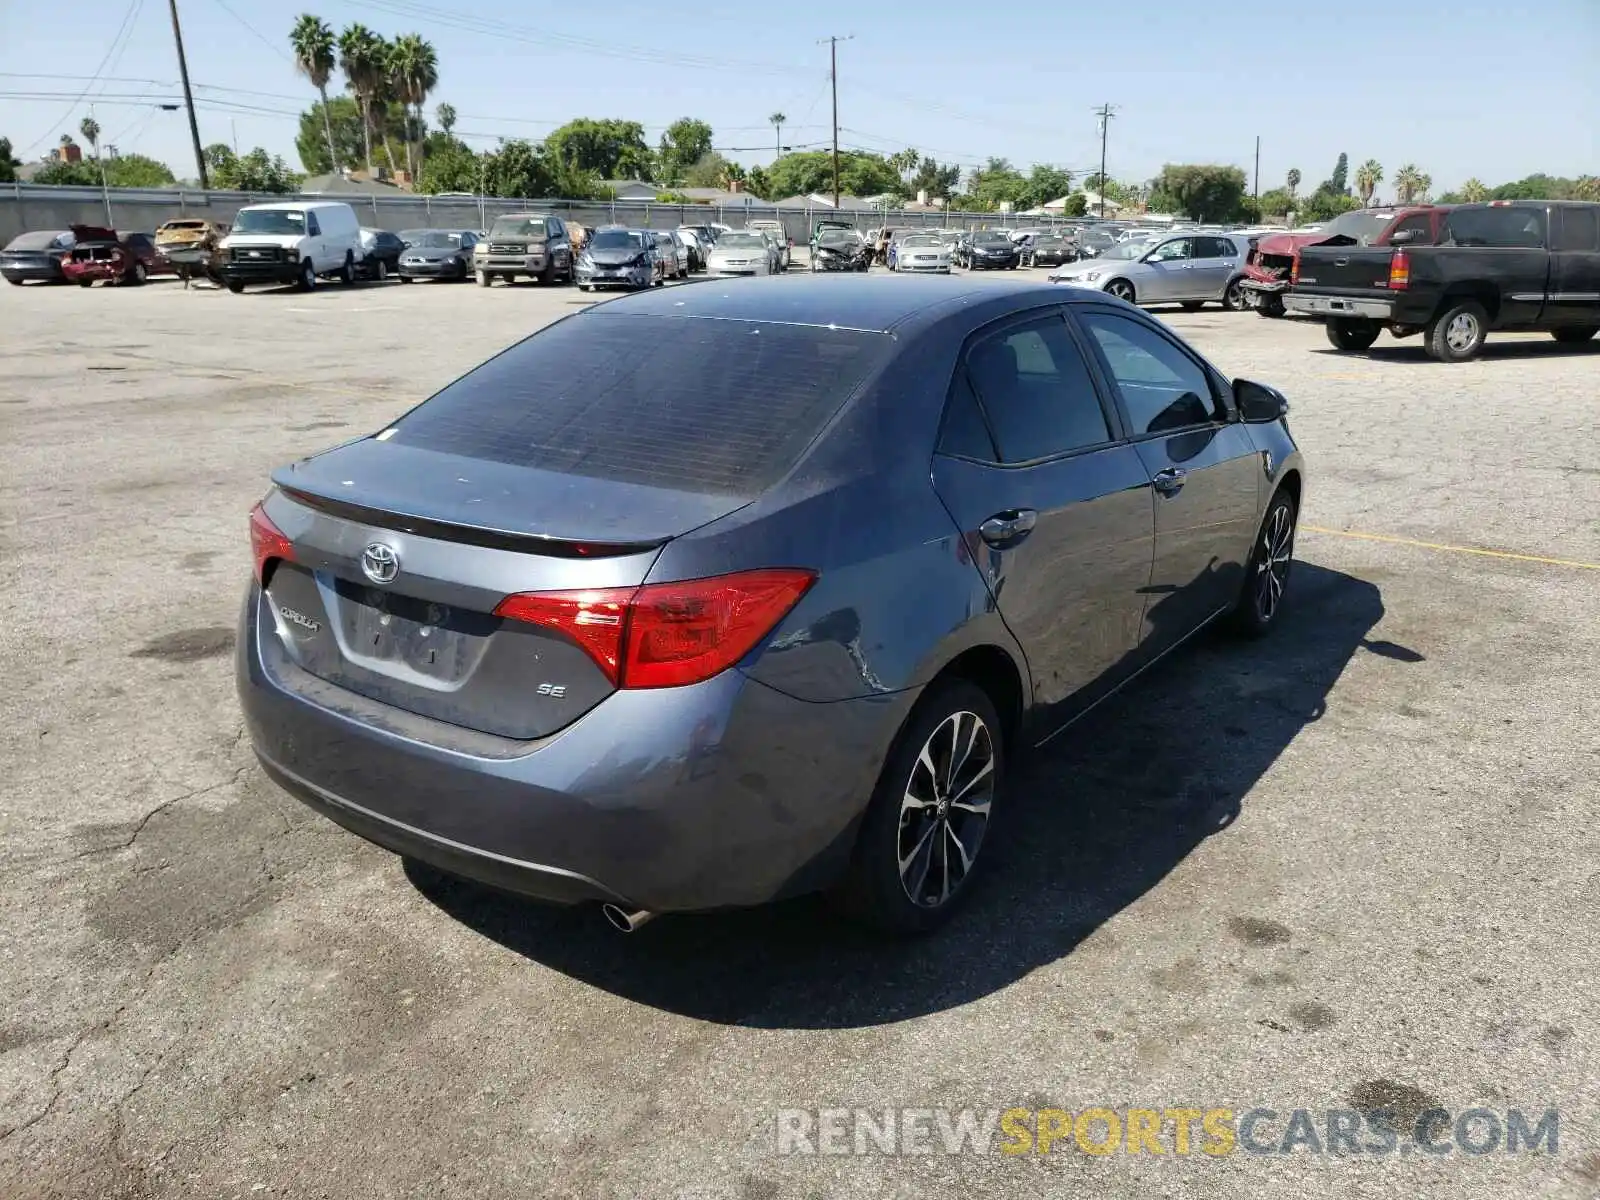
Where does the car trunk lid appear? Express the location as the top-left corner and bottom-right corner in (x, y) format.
(257, 438), (750, 740)
(1293, 244), (1396, 292)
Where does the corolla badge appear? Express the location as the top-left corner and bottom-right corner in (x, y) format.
(360, 541), (400, 585)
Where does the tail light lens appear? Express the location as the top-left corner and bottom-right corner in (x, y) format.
(1388, 248), (1410, 290)
(1290, 252), (1300, 284)
(249, 502), (294, 584)
(494, 569), (817, 689)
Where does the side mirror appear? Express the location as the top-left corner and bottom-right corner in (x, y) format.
(1388, 229), (1419, 245)
(1234, 378), (1290, 423)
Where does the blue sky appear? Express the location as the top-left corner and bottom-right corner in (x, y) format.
(3, 0), (1596, 195)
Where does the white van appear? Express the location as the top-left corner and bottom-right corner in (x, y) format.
(218, 200), (363, 292)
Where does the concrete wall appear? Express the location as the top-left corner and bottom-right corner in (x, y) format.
(1, 183), (1099, 248)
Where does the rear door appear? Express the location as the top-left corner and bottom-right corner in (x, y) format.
(1439, 204), (1551, 325)
(1073, 305), (1263, 654)
(1138, 237), (1193, 302)
(930, 309), (1155, 732)
(1186, 236), (1236, 298)
(1549, 205), (1600, 328)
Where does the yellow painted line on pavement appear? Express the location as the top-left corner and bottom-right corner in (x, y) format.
(1302, 525), (1600, 571)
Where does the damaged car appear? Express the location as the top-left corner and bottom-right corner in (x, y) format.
(60, 226), (170, 287)
(1242, 206), (1447, 318)
(154, 218), (229, 284)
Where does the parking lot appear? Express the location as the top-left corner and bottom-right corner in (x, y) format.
(2, 270), (1597, 1200)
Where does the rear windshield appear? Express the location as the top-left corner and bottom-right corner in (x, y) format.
(386, 314), (893, 496)
(5, 231), (72, 251)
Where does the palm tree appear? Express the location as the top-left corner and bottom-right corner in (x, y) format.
(1459, 178), (1489, 202)
(1393, 163), (1427, 204)
(768, 111), (786, 160)
(887, 148), (919, 180)
(79, 116), (100, 159)
(1286, 167), (1301, 199)
(1354, 159), (1383, 207)
(435, 102), (456, 138)
(338, 24), (384, 172)
(389, 34), (438, 179)
(290, 14), (340, 173)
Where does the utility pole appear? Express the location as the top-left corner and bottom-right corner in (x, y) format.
(819, 35), (853, 210)
(1253, 135), (1261, 209)
(92, 103), (112, 227)
(166, 0), (209, 188)
(1093, 103), (1116, 219)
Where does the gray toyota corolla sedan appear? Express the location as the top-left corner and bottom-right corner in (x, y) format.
(239, 276), (1303, 934)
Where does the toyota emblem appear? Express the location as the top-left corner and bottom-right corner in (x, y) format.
(360, 541), (400, 585)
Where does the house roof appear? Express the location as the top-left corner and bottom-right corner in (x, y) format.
(676, 187), (770, 206)
(599, 179), (656, 196)
(772, 192), (881, 211)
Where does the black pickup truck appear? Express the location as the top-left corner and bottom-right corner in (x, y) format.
(1284, 201), (1600, 361)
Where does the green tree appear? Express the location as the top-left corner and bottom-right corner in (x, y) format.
(767, 112), (786, 158)
(1301, 190), (1361, 221)
(968, 158), (1031, 212)
(1256, 186), (1293, 219)
(0, 136), (17, 183)
(338, 24), (386, 171)
(1392, 163), (1427, 203)
(1059, 193), (1087, 217)
(295, 96), (369, 174)
(1286, 167), (1301, 199)
(388, 32), (437, 179)
(764, 150), (899, 200)
(32, 153), (175, 187)
(1026, 165), (1073, 208)
(658, 117), (713, 184)
(1574, 176), (1600, 202)
(909, 155), (961, 201)
(746, 164), (771, 200)
(680, 151), (731, 189)
(205, 144), (299, 192)
(1458, 178), (1488, 202)
(545, 118), (653, 181)
(1355, 159), (1383, 206)
(482, 138), (551, 198)
(79, 116), (101, 160)
(415, 145), (481, 194)
(1151, 164), (1250, 222)
(1326, 152), (1349, 194)
(290, 14), (340, 174)
(435, 102), (456, 137)
(1490, 173), (1579, 200)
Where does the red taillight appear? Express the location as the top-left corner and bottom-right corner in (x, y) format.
(1388, 248), (1410, 290)
(1290, 252), (1300, 284)
(494, 569), (816, 689)
(249, 502), (294, 584)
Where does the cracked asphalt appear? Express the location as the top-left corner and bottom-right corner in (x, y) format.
(1, 272), (1597, 1200)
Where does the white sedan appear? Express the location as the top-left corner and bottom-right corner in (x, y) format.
(706, 231), (773, 277)
(893, 233), (952, 273)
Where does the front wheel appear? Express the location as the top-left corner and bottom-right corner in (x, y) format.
(1180, 300), (1206, 312)
(1551, 326), (1598, 344)
(476, 269), (491, 287)
(225, 279), (245, 294)
(1105, 279), (1136, 304)
(830, 680), (1006, 934)
(338, 253), (353, 285)
(1222, 277), (1248, 311)
(125, 261), (148, 286)
(1230, 489), (1298, 638)
(298, 259), (316, 292)
(1425, 300), (1488, 362)
(1326, 318), (1381, 352)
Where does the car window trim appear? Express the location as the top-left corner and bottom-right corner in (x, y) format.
(941, 305), (1128, 468)
(1070, 303), (1231, 441)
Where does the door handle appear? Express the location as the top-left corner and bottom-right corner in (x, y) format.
(1152, 467), (1188, 496)
(979, 509), (1038, 547)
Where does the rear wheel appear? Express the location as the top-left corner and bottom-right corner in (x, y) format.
(1105, 279), (1136, 304)
(338, 253), (354, 285)
(1222, 277), (1248, 311)
(1180, 300), (1206, 312)
(78, 279), (94, 288)
(831, 680), (1005, 934)
(1425, 300), (1488, 362)
(1551, 326), (1598, 344)
(1255, 293), (1286, 318)
(226, 279), (245, 294)
(374, 259), (388, 282)
(1326, 318), (1381, 352)
(125, 261), (148, 286)
(1231, 489), (1298, 638)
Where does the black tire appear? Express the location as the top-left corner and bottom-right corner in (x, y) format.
(4, 276), (22, 286)
(338, 253), (354, 285)
(1326, 318), (1381, 352)
(226, 279), (245, 294)
(1180, 300), (1206, 312)
(1256, 294), (1286, 318)
(78, 279), (94, 288)
(1551, 326), (1598, 344)
(830, 680), (1006, 935)
(1105, 279), (1136, 304)
(374, 260), (388, 282)
(398, 274), (412, 283)
(539, 260), (554, 285)
(1230, 489), (1298, 638)
(1222, 276), (1248, 311)
(298, 259), (315, 292)
(476, 269), (491, 287)
(1424, 299), (1488, 362)
(125, 261), (148, 286)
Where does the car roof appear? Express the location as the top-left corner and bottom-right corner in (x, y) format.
(587, 274), (1095, 335)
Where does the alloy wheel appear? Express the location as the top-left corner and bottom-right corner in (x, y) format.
(1225, 279), (1245, 310)
(1446, 312), (1479, 354)
(1107, 280), (1135, 302)
(896, 710), (995, 908)
(1255, 503), (1295, 622)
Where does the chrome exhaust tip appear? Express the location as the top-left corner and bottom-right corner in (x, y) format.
(601, 903), (657, 933)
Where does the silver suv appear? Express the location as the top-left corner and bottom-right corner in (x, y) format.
(473, 213), (574, 286)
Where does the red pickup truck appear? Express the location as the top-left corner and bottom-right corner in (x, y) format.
(1242, 206), (1448, 317)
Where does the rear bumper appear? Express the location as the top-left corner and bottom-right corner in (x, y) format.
(1284, 292), (1394, 320)
(237, 583), (907, 912)
(1240, 276), (1288, 294)
(0, 260), (64, 280)
(61, 263), (124, 282)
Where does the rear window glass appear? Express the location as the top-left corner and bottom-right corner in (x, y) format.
(1445, 207), (1546, 248)
(386, 314), (893, 496)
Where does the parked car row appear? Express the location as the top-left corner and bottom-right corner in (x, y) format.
(1047, 232), (1258, 312)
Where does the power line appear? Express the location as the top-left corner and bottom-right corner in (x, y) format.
(19, 0), (144, 156)
(208, 0), (295, 63)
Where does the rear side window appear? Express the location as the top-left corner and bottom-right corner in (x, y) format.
(1554, 206), (1599, 252)
(1445, 207), (1546, 248)
(1387, 213), (1433, 242)
(938, 371), (998, 461)
(963, 317), (1111, 462)
(387, 314), (893, 497)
